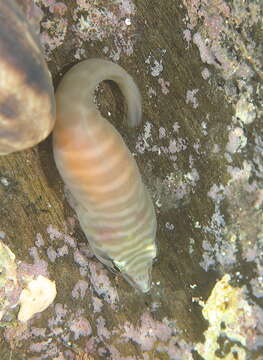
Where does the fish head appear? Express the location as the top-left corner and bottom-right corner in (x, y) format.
(123, 261), (153, 293)
(113, 242), (157, 293)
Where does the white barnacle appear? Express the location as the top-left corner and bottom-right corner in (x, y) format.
(18, 275), (56, 322)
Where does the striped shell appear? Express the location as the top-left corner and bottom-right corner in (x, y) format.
(53, 59), (157, 292)
(0, 0), (55, 155)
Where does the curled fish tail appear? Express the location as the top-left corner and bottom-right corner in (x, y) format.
(53, 59), (157, 293)
(56, 58), (142, 127)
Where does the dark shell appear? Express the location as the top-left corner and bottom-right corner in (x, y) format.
(0, 0), (55, 155)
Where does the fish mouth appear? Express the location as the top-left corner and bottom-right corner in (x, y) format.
(122, 265), (152, 293)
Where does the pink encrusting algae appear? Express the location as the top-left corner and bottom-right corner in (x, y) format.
(69, 316), (92, 340)
(71, 280), (89, 300)
(1, 0), (261, 358)
(31, 0), (138, 61)
(121, 312), (172, 351)
(87, 261), (119, 308)
(18, 247), (49, 279)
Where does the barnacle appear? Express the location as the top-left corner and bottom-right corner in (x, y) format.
(0, 0), (55, 155)
(18, 275), (56, 322)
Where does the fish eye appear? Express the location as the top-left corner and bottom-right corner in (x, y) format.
(112, 261), (121, 273)
(152, 256), (158, 264)
(112, 259), (126, 272)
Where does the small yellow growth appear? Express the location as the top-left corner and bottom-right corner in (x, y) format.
(195, 274), (253, 360)
(0, 241), (17, 286)
(18, 275), (56, 322)
(0, 241), (18, 321)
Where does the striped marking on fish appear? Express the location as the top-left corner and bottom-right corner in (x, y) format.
(53, 59), (157, 292)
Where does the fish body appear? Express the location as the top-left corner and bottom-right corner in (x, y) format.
(53, 59), (157, 292)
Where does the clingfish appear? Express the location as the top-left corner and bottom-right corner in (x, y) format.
(53, 59), (157, 292)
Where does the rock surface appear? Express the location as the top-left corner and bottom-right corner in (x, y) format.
(0, 0), (262, 359)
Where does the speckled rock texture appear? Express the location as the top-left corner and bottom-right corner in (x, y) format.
(0, 0), (262, 359)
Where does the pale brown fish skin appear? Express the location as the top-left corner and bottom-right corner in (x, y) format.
(0, 0), (55, 155)
(53, 59), (157, 292)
